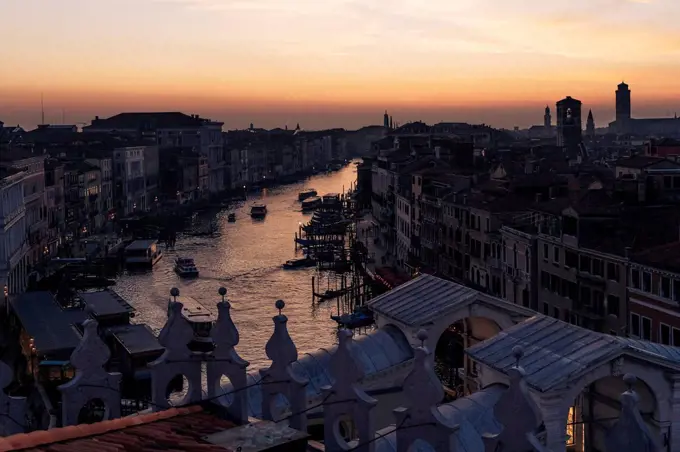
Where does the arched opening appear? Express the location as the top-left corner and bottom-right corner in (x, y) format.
(564, 375), (658, 451)
(77, 398), (107, 425)
(332, 416), (358, 448)
(166, 374), (191, 406)
(216, 374), (233, 407)
(434, 316), (501, 400)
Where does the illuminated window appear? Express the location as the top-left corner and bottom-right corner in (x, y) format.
(566, 406), (576, 446)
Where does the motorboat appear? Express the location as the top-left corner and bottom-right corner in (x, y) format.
(282, 257), (316, 269)
(250, 203), (267, 219)
(298, 189), (318, 201)
(301, 196), (322, 211)
(168, 295), (214, 352)
(228, 213), (236, 222)
(124, 240), (163, 268)
(174, 257), (199, 278)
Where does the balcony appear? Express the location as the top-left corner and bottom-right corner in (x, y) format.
(577, 271), (607, 288)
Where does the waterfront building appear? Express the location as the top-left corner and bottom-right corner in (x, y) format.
(84, 155), (114, 222)
(1, 152), (48, 274)
(63, 161), (103, 239)
(158, 147), (205, 203)
(84, 112), (226, 194)
(113, 146), (147, 215)
(0, 169), (29, 295)
(43, 159), (65, 256)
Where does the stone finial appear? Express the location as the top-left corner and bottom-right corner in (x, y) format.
(207, 287), (250, 423)
(0, 361), (26, 435)
(393, 330), (458, 451)
(482, 343), (542, 452)
(259, 300), (308, 431)
(605, 374), (661, 452)
(322, 329), (377, 452)
(59, 319), (122, 426)
(149, 290), (202, 411)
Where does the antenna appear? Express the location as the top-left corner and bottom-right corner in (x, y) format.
(40, 93), (45, 125)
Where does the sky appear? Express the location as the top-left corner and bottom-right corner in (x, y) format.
(1, 0), (680, 130)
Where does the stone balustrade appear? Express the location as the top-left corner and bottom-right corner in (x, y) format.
(0, 287), (664, 452)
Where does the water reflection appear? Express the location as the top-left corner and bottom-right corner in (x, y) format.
(114, 164), (359, 368)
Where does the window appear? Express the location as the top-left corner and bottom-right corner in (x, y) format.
(675, 280), (680, 302)
(525, 251), (530, 274)
(566, 407), (576, 446)
(543, 244), (549, 261)
(674, 328), (680, 347)
(631, 269), (640, 289)
(592, 259), (604, 277)
(579, 255), (591, 273)
(641, 316), (652, 340)
(642, 272), (652, 292)
(543, 302), (549, 315)
(660, 323), (671, 345)
(661, 276), (671, 298)
(607, 295), (620, 317)
(565, 250), (578, 268)
(607, 262), (619, 282)
(553, 247), (560, 265)
(485, 218), (490, 232)
(553, 307), (560, 319)
(580, 287), (591, 306)
(630, 313), (640, 337)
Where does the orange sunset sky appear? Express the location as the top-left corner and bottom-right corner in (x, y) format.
(1, 0), (680, 130)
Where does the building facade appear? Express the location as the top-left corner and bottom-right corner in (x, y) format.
(0, 171), (29, 295)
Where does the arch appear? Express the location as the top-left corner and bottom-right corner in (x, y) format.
(552, 358), (670, 450)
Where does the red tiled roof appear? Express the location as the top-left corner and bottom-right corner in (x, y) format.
(0, 406), (236, 452)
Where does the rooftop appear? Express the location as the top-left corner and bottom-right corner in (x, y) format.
(107, 324), (164, 356)
(368, 274), (479, 327)
(0, 405), (237, 452)
(77, 290), (135, 318)
(10, 292), (88, 357)
(466, 315), (680, 392)
(631, 241), (680, 274)
(615, 155), (680, 169)
(85, 112), (223, 131)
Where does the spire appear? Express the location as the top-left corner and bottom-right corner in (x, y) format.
(383, 110), (389, 128)
(588, 109), (593, 120)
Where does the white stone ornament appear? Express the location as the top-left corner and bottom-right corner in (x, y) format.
(605, 374), (661, 452)
(58, 319), (122, 426)
(259, 300), (309, 432)
(207, 287), (250, 423)
(482, 346), (543, 452)
(393, 330), (458, 452)
(322, 328), (377, 452)
(149, 288), (202, 411)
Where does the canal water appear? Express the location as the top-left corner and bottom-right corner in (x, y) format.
(114, 163), (359, 368)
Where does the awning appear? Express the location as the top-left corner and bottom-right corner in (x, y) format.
(38, 360), (70, 367)
(375, 267), (412, 289)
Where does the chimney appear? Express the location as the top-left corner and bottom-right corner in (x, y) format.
(94, 115), (99, 121)
(535, 193), (542, 203)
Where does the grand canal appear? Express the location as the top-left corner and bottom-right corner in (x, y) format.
(114, 163), (359, 368)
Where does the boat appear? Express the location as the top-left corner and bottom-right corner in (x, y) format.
(282, 257), (316, 269)
(298, 189), (318, 201)
(227, 213), (236, 222)
(168, 295), (215, 352)
(314, 287), (350, 301)
(331, 307), (374, 329)
(250, 203), (267, 218)
(124, 240), (163, 268)
(174, 257), (199, 278)
(301, 196), (322, 211)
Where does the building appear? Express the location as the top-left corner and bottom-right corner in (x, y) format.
(63, 161), (102, 239)
(645, 138), (680, 158)
(628, 242), (680, 344)
(84, 112), (226, 194)
(556, 96), (582, 151)
(113, 146), (147, 216)
(43, 159), (65, 256)
(0, 169), (29, 295)
(614, 156), (680, 203)
(85, 155), (114, 224)
(158, 147), (206, 203)
(608, 82), (680, 136)
(586, 110), (595, 140)
(616, 81), (631, 123)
